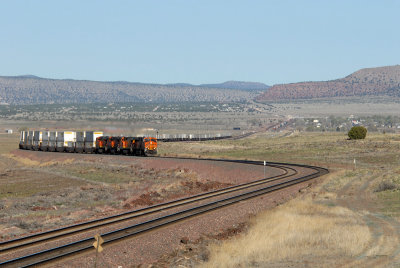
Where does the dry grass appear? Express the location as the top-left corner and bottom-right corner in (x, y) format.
(322, 170), (360, 192)
(200, 198), (370, 268)
(193, 133), (400, 267)
(3, 131), (400, 262)
(0, 134), (21, 170)
(159, 132), (400, 170)
(3, 153), (41, 166)
(0, 134), (19, 154)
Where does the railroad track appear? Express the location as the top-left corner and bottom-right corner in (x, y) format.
(0, 158), (328, 267)
(0, 160), (292, 253)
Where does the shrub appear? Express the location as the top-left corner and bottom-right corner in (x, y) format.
(374, 181), (398, 192)
(348, 126), (367, 140)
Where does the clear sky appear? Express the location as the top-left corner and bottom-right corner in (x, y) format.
(1, 1), (399, 85)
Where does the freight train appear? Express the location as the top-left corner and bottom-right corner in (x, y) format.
(19, 131), (157, 156)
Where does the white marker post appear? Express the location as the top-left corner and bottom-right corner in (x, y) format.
(354, 158), (356, 170)
(264, 161), (266, 178)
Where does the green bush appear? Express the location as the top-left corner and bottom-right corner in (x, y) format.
(348, 126), (367, 140)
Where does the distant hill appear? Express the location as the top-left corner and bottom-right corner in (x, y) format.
(256, 65), (400, 101)
(0, 76), (268, 105)
(200, 81), (270, 91)
(166, 81), (269, 91)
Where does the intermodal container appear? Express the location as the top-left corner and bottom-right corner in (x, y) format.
(64, 131), (76, 152)
(56, 131), (65, 152)
(41, 131), (49, 151)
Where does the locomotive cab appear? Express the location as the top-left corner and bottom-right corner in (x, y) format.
(143, 137), (157, 156)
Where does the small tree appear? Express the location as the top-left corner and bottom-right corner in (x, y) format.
(348, 126), (367, 140)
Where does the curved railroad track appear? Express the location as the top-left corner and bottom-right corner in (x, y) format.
(0, 157), (328, 268)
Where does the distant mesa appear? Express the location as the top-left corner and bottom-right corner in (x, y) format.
(256, 65), (400, 101)
(0, 75), (267, 105)
(15, 74), (41, 79)
(3, 65), (399, 104)
(166, 81), (270, 91)
(200, 81), (270, 91)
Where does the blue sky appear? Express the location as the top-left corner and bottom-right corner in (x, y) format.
(1, 1), (399, 85)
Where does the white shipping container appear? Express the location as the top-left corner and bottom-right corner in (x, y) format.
(93, 131), (103, 138)
(64, 131), (76, 147)
(92, 131), (103, 147)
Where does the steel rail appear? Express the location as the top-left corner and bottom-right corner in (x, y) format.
(0, 160), (292, 252)
(0, 161), (327, 268)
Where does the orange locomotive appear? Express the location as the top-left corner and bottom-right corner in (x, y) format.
(106, 136), (120, 154)
(95, 136), (157, 156)
(95, 136), (108, 154)
(119, 136), (133, 155)
(143, 137), (157, 155)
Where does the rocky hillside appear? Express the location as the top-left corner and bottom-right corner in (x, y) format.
(0, 76), (267, 105)
(256, 65), (400, 101)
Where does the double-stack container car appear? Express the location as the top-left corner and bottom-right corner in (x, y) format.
(75, 132), (85, 153)
(19, 131), (26, 149)
(83, 131), (103, 153)
(32, 131), (42, 151)
(27, 131), (34, 150)
(41, 131), (49, 151)
(56, 132), (65, 152)
(48, 131), (57, 152)
(64, 131), (76, 153)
